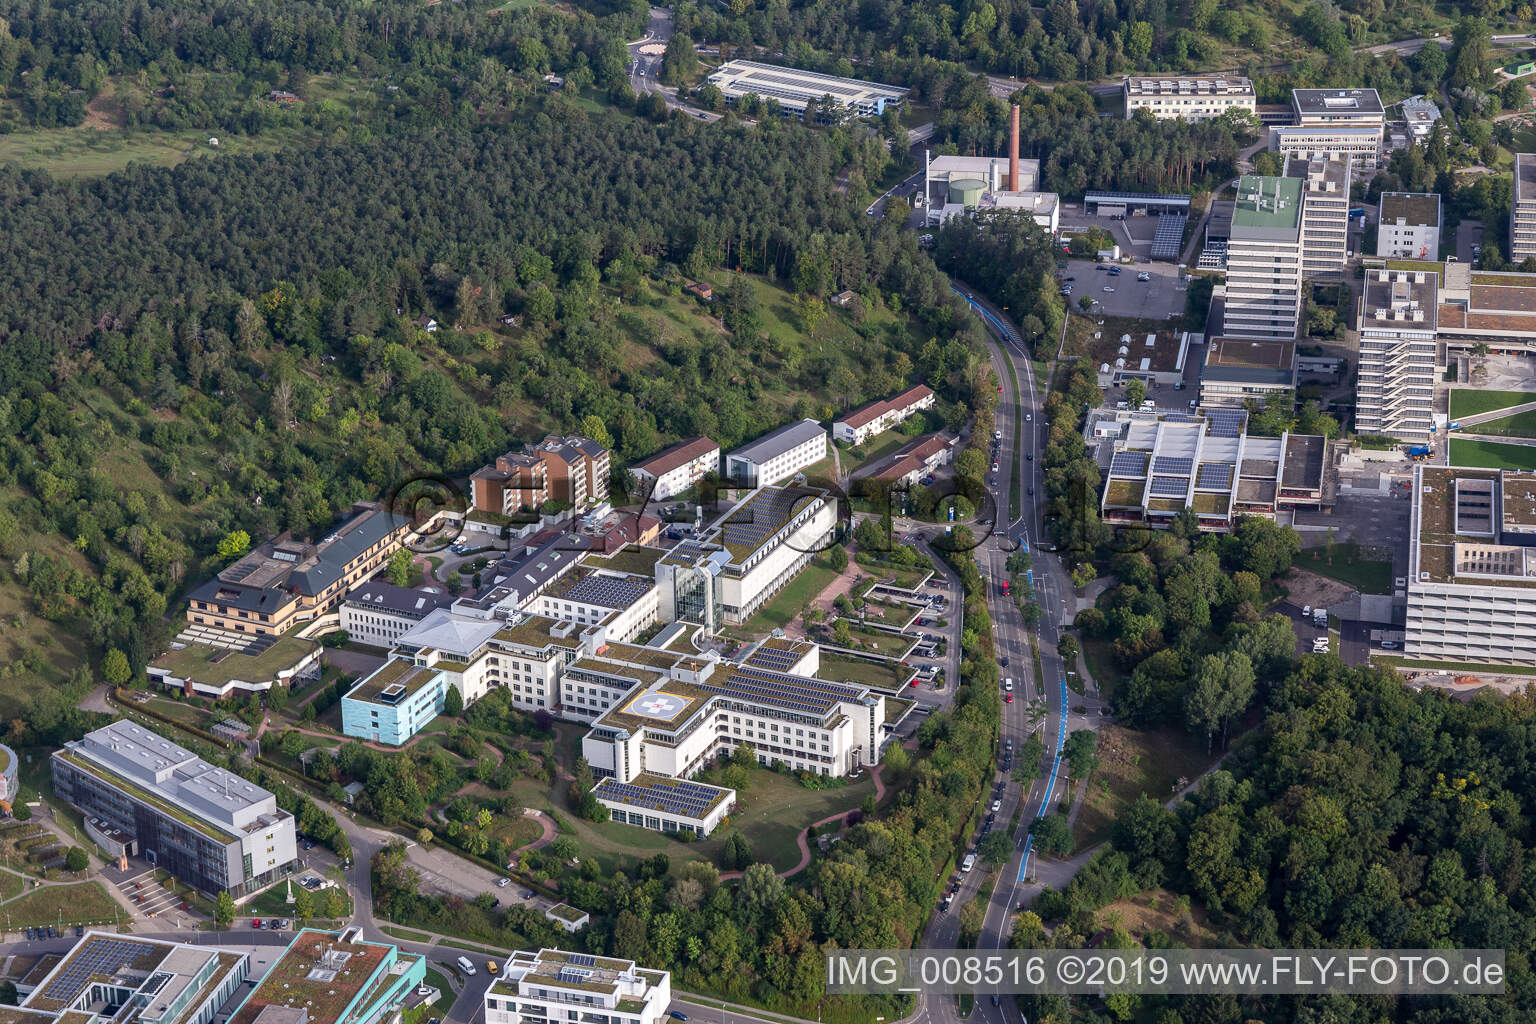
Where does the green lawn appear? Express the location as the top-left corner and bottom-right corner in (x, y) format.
(1449, 388), (1536, 419)
(839, 432), (911, 476)
(0, 126), (303, 178)
(1072, 724), (1216, 848)
(1449, 438), (1536, 471)
(819, 653), (904, 689)
(1080, 635), (1127, 707)
(246, 882), (352, 918)
(1465, 408), (1536, 439)
(381, 925), (435, 942)
(1297, 544), (1393, 595)
(710, 769), (877, 869)
(0, 881), (122, 928)
(740, 556), (841, 632)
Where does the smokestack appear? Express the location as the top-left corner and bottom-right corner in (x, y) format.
(1009, 104), (1020, 192)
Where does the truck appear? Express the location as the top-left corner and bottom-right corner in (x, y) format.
(1408, 445), (1432, 460)
(1448, 421), (1461, 431)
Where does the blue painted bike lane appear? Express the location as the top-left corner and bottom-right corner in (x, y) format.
(1017, 676), (1069, 883)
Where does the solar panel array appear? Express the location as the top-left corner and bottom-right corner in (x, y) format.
(42, 939), (151, 1005)
(1150, 476), (1190, 498)
(746, 644), (802, 672)
(1152, 456), (1193, 475)
(569, 954), (596, 968)
(721, 488), (816, 554)
(563, 572), (652, 609)
(720, 664), (865, 712)
(1206, 408), (1246, 438)
(1151, 214), (1188, 260)
(1109, 452), (1149, 477)
(596, 777), (724, 818)
(1196, 463), (1233, 489)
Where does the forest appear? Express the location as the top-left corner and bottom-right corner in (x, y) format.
(1019, 660), (1536, 1023)
(0, 109), (994, 696)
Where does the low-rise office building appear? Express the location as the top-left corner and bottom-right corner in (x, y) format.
(1292, 87), (1385, 129)
(1406, 466), (1536, 665)
(626, 437), (720, 501)
(832, 384), (935, 445)
(340, 581), (454, 649)
(1378, 191), (1441, 260)
(1122, 76), (1255, 120)
(341, 658), (448, 745)
(532, 567), (658, 643)
(228, 928), (425, 1024)
(485, 949), (670, 1024)
(1436, 261), (1536, 354)
(52, 721), (298, 899)
(1097, 408), (1327, 531)
(1199, 337), (1297, 407)
(723, 420), (827, 488)
(705, 60), (907, 121)
(19, 932), (250, 1024)
(1272, 126), (1381, 180)
(185, 502), (407, 637)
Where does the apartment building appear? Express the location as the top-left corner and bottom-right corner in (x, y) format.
(52, 721), (298, 899)
(861, 433), (957, 487)
(626, 436), (720, 501)
(341, 658), (448, 745)
(470, 435), (610, 514)
(1378, 192), (1442, 260)
(832, 384), (935, 445)
(1097, 408), (1327, 531)
(339, 581), (453, 649)
(185, 502), (407, 636)
(1355, 268), (1438, 441)
(1287, 153), (1351, 279)
(1122, 76), (1256, 120)
(228, 928), (426, 1024)
(1513, 153), (1536, 262)
(722, 420), (828, 488)
(1222, 175), (1304, 340)
(1406, 466), (1536, 665)
(485, 950), (670, 1024)
(19, 932), (251, 1024)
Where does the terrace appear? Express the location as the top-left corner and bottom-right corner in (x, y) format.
(152, 633), (317, 688)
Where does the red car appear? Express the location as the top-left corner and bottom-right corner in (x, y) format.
(910, 678), (919, 687)
(1004, 694), (1014, 703)
(252, 919), (262, 929)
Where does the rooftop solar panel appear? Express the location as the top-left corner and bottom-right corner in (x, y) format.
(1149, 476), (1190, 498)
(41, 939), (153, 1005)
(1206, 408), (1246, 438)
(1110, 452), (1149, 477)
(1151, 214), (1188, 260)
(1152, 456), (1193, 475)
(1196, 463), (1233, 489)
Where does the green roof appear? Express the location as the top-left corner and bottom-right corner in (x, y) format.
(347, 659), (441, 705)
(1232, 175), (1302, 232)
(153, 633), (318, 687)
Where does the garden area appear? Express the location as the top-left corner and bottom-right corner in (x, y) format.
(1448, 387), (1536, 419)
(1449, 438), (1536, 471)
(1, 881), (123, 930)
(1296, 540), (1393, 595)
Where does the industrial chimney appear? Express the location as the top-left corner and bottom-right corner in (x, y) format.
(1008, 104), (1020, 192)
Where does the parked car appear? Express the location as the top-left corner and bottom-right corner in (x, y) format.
(252, 919), (262, 929)
(669, 1013), (689, 1022)
(496, 878), (511, 888)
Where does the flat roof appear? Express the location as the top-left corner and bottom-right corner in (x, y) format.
(546, 570), (653, 609)
(583, 544), (668, 577)
(1281, 435), (1325, 490)
(152, 633), (318, 688)
(1292, 88), (1384, 116)
(1124, 76), (1253, 96)
(1361, 270), (1439, 329)
(1413, 467), (1536, 586)
(1379, 191), (1440, 227)
(706, 60), (907, 110)
(345, 658), (441, 706)
(1231, 175), (1302, 236)
(592, 773), (732, 819)
(707, 485), (828, 562)
(1206, 336), (1295, 370)
(230, 930), (395, 1024)
(1516, 153), (1536, 204)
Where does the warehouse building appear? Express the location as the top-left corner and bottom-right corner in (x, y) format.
(52, 721), (299, 900)
(705, 61), (907, 122)
(1406, 466), (1536, 665)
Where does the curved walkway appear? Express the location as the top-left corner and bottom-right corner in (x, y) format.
(720, 766), (888, 881)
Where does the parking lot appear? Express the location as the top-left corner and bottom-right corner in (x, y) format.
(1060, 258), (1187, 320)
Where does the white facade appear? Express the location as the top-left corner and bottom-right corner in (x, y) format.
(486, 950), (670, 1024)
(712, 487), (838, 624)
(1355, 269), (1437, 441)
(724, 419), (828, 488)
(1223, 175), (1303, 340)
(532, 570), (659, 644)
(1406, 466), (1536, 665)
(1122, 76), (1255, 120)
(833, 385), (936, 445)
(1514, 154), (1536, 262)
(627, 437), (720, 501)
(391, 608), (579, 709)
(1272, 126), (1381, 180)
(1289, 154), (1350, 279)
(706, 60), (906, 121)
(1378, 192), (1441, 260)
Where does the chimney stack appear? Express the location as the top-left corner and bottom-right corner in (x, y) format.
(1008, 104), (1020, 192)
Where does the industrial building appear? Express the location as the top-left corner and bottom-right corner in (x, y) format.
(1406, 466), (1536, 665)
(1513, 153), (1536, 262)
(705, 60), (906, 122)
(626, 436), (720, 501)
(1199, 337), (1297, 407)
(1222, 175), (1304, 340)
(1121, 76), (1255, 120)
(832, 384), (935, 445)
(1287, 153), (1351, 279)
(339, 581), (454, 649)
(228, 928), (425, 1024)
(1355, 268), (1438, 441)
(485, 950), (671, 1024)
(341, 658), (448, 745)
(923, 106), (1059, 234)
(1377, 192), (1442, 260)
(1096, 408), (1328, 531)
(185, 502), (407, 637)
(17, 932), (251, 1024)
(51, 721), (299, 899)
(722, 419), (827, 488)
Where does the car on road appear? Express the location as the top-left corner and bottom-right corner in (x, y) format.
(1025, 413), (1031, 421)
(1027, 486), (1034, 496)
(999, 655), (1008, 667)
(1103, 286), (1115, 292)
(251, 919), (262, 929)
(1004, 694), (1013, 703)
(992, 800), (1002, 812)
(1137, 272), (1150, 281)
(669, 1013), (689, 1022)
(488, 961), (499, 975)
(523, 890), (537, 900)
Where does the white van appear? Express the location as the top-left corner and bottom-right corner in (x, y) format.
(1004, 679), (1013, 692)
(457, 956), (477, 976)
(961, 853), (977, 873)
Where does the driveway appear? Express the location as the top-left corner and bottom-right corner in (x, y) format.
(1457, 219), (1483, 264)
